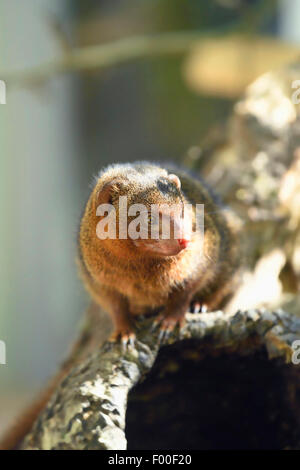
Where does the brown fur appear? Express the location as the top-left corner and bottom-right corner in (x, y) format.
(78, 162), (241, 335)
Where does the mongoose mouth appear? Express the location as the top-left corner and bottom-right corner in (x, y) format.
(133, 237), (190, 257)
(131, 206), (192, 256)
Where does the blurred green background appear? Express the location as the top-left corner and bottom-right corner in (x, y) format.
(0, 0), (299, 436)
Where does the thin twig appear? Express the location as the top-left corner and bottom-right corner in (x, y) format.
(0, 0), (277, 87)
(0, 24), (254, 87)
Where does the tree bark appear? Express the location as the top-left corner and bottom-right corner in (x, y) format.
(22, 310), (300, 450)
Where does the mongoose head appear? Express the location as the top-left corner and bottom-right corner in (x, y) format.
(91, 163), (192, 258)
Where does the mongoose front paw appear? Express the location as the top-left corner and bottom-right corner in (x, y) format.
(152, 310), (186, 343)
(190, 301), (208, 313)
(109, 325), (136, 350)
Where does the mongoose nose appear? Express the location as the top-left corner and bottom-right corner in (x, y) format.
(178, 238), (189, 249)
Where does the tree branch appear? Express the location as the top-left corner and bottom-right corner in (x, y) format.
(0, 0), (277, 89)
(21, 310), (300, 450)
(0, 30), (234, 86)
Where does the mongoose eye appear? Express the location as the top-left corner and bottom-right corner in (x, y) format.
(168, 174), (181, 190)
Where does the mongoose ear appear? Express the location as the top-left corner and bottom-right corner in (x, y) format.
(96, 178), (127, 205)
(168, 174), (181, 190)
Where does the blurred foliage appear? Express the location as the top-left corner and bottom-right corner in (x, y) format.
(67, 0), (276, 161)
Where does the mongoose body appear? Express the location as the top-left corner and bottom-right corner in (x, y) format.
(0, 161), (240, 449)
(78, 162), (240, 342)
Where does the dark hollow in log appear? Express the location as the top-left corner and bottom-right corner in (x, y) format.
(126, 339), (300, 450)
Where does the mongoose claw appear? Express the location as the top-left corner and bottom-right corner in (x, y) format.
(191, 302), (201, 313)
(154, 311), (186, 344)
(158, 327), (172, 344)
(109, 330), (136, 351)
(151, 319), (161, 332)
(121, 332), (136, 351)
(121, 334), (135, 351)
(190, 302), (208, 314)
